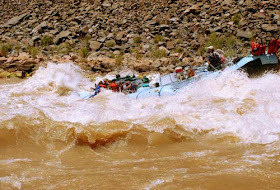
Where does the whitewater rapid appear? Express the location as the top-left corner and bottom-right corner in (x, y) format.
(1, 62), (280, 144)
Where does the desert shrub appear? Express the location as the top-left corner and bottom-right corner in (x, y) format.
(79, 47), (89, 58)
(172, 47), (184, 53)
(53, 42), (71, 55)
(130, 47), (139, 54)
(105, 40), (116, 48)
(12, 41), (21, 55)
(198, 33), (239, 57)
(0, 43), (13, 57)
(27, 46), (40, 59)
(41, 35), (53, 46)
(197, 46), (206, 56)
(133, 36), (142, 44)
(147, 47), (167, 58)
(84, 34), (91, 41)
(115, 55), (124, 67)
(81, 34), (91, 48)
(231, 14), (242, 25)
(176, 38), (183, 44)
(136, 53), (143, 60)
(154, 35), (166, 43)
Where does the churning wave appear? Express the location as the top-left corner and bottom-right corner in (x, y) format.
(1, 62), (280, 145)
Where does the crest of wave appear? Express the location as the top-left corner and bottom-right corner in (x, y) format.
(13, 62), (93, 94)
(85, 69), (280, 144)
(163, 70), (280, 144)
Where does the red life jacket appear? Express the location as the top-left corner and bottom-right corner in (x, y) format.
(268, 39), (280, 54)
(251, 42), (260, 56)
(251, 42), (266, 56)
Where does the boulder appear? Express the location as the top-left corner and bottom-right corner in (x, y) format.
(159, 46), (169, 55)
(159, 24), (170, 31)
(209, 26), (223, 33)
(115, 32), (124, 41)
(253, 12), (266, 19)
(237, 29), (253, 39)
(14, 71), (23, 78)
(9, 71), (24, 78)
(2, 13), (27, 27)
(54, 31), (71, 45)
(169, 17), (180, 22)
(89, 41), (102, 51)
(0, 71), (11, 78)
(0, 57), (7, 63)
(221, 0), (233, 5)
(159, 57), (169, 65)
(261, 24), (278, 32)
(6, 57), (14, 63)
(4, 60), (39, 73)
(151, 60), (161, 68)
(133, 62), (151, 72)
(274, 14), (280, 21)
(102, 2), (111, 7)
(18, 52), (31, 60)
(166, 41), (175, 50)
(184, 5), (200, 14)
(239, 18), (247, 26)
(31, 21), (48, 34)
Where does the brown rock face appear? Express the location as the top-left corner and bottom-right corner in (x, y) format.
(0, 0), (279, 74)
(0, 58), (39, 74)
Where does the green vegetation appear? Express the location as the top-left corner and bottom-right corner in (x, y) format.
(78, 47), (89, 58)
(41, 35), (53, 46)
(147, 46), (167, 58)
(52, 42), (71, 55)
(27, 46), (40, 59)
(175, 38), (183, 44)
(80, 35), (91, 50)
(172, 47), (184, 54)
(41, 36), (53, 46)
(78, 36), (91, 59)
(105, 40), (116, 48)
(12, 41), (21, 55)
(84, 34), (91, 42)
(198, 32), (239, 57)
(0, 43), (13, 57)
(115, 55), (124, 67)
(154, 35), (165, 43)
(133, 36), (142, 44)
(135, 53), (143, 60)
(231, 14), (242, 25)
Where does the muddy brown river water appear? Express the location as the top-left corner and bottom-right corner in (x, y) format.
(1, 63), (280, 189)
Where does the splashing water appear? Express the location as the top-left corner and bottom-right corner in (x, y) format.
(1, 62), (279, 143)
(1, 62), (280, 189)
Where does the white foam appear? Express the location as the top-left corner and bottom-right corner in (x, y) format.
(0, 176), (22, 189)
(145, 179), (165, 190)
(1, 63), (280, 144)
(0, 158), (32, 164)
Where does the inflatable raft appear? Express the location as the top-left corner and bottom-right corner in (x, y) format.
(128, 54), (279, 99)
(79, 53), (279, 99)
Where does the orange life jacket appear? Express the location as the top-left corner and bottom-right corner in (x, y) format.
(110, 82), (118, 92)
(99, 84), (107, 88)
(188, 70), (195, 77)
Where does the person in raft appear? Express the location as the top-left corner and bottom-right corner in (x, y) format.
(207, 46), (225, 71)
